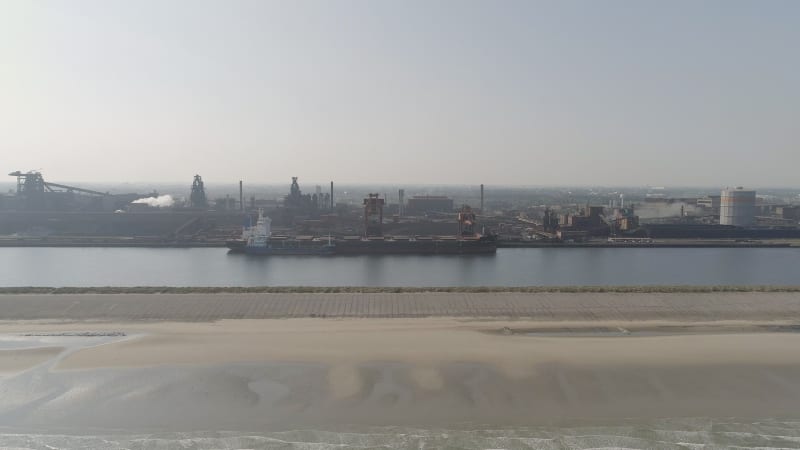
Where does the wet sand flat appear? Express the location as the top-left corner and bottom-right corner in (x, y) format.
(1, 317), (800, 431)
(3, 292), (800, 435)
(46, 318), (800, 370)
(0, 347), (63, 374)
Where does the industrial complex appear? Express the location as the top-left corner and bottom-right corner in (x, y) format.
(1, 169), (799, 250)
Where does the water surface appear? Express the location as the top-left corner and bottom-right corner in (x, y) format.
(1, 247), (798, 286)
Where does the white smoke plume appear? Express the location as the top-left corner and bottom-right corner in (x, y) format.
(132, 194), (175, 208)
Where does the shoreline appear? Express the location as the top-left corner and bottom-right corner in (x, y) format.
(2, 284), (800, 294)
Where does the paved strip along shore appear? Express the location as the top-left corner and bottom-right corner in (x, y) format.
(2, 291), (800, 322)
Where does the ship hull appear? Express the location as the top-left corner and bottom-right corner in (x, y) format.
(227, 238), (497, 255)
(333, 238), (496, 255)
(226, 239), (246, 252)
(243, 246), (335, 256)
(226, 239), (334, 255)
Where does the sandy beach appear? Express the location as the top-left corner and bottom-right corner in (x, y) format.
(3, 291), (800, 447)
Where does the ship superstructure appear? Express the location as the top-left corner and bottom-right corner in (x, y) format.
(227, 209), (334, 255)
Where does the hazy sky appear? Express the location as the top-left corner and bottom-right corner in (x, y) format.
(1, 0), (798, 186)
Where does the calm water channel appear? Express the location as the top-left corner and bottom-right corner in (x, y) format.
(1, 247), (799, 287)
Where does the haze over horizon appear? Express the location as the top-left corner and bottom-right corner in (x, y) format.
(2, 0), (798, 186)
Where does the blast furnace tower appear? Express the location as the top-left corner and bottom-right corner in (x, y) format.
(189, 175), (208, 209)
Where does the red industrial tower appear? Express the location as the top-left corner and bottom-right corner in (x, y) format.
(458, 205), (477, 237)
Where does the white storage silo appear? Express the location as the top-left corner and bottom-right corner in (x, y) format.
(720, 187), (756, 227)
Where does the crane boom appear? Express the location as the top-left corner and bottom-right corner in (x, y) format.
(43, 182), (108, 196)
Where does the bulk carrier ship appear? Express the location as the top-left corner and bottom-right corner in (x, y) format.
(227, 202), (496, 256)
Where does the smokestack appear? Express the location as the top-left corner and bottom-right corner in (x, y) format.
(239, 180), (243, 211)
(398, 189), (405, 216)
(480, 184), (484, 213)
(330, 181), (334, 210)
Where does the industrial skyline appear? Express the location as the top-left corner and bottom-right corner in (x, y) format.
(3, 2), (800, 447)
(2, 0), (799, 186)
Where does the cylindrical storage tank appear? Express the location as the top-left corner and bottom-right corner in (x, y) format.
(720, 188), (756, 227)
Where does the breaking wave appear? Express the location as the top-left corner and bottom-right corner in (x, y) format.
(3, 419), (800, 449)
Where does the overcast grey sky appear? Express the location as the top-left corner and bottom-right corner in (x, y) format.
(1, 0), (797, 186)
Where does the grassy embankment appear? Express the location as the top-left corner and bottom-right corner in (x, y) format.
(0, 286), (799, 294)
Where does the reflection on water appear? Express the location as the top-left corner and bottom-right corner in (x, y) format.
(0, 247), (798, 287)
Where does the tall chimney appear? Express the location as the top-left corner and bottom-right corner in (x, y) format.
(330, 181), (334, 210)
(239, 180), (243, 211)
(398, 189), (405, 216)
(480, 184), (484, 213)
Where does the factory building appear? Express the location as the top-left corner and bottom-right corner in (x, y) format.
(776, 205), (800, 221)
(560, 206), (605, 228)
(405, 195), (454, 215)
(3, 170), (145, 212)
(720, 187), (756, 227)
(696, 195), (721, 214)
